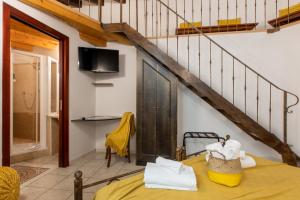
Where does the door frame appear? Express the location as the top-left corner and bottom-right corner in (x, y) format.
(2, 3), (69, 167)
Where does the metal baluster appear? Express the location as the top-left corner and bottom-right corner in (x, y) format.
(275, 0), (278, 28)
(200, 0), (203, 32)
(232, 58), (235, 104)
(283, 91), (288, 144)
(192, 0), (194, 22)
(264, 0), (267, 29)
(156, 0), (158, 46)
(209, 41), (212, 87)
(218, 0), (220, 32)
(120, 0), (123, 23)
(254, 0), (257, 30)
(152, 0), (154, 37)
(256, 76), (259, 122)
(209, 0), (212, 32)
(176, 0), (179, 62)
(129, 0), (131, 26)
(244, 66), (247, 113)
(187, 31), (190, 71)
(236, 0), (238, 31)
(111, 0), (113, 23)
(227, 0), (229, 31)
(245, 0), (247, 29)
(269, 84), (272, 132)
(167, 0), (169, 55)
(159, 1), (162, 37)
(145, 0), (148, 37)
(136, 0), (138, 31)
(221, 50), (224, 96)
(198, 34), (201, 79)
(79, 0), (81, 12)
(99, 0), (102, 22)
(288, 0), (290, 23)
(89, 0), (91, 17)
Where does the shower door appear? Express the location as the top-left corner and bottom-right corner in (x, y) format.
(11, 51), (42, 155)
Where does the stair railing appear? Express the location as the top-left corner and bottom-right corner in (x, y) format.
(114, 0), (299, 146)
(62, 0), (299, 146)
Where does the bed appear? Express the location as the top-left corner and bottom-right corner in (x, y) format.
(74, 154), (300, 200)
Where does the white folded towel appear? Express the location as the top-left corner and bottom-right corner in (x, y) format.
(144, 162), (197, 191)
(155, 157), (182, 174)
(205, 151), (256, 169)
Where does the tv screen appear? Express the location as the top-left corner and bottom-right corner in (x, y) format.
(78, 47), (119, 73)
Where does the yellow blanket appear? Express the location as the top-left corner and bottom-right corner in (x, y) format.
(95, 155), (300, 200)
(105, 112), (135, 157)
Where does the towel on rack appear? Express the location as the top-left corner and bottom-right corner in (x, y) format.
(155, 157), (182, 174)
(144, 162), (197, 191)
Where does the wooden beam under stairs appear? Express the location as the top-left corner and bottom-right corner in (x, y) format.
(20, 0), (131, 46)
(103, 23), (297, 166)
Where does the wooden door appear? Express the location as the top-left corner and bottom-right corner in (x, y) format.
(137, 50), (177, 165)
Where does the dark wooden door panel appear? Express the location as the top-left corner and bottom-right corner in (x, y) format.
(137, 49), (177, 165)
(141, 62), (156, 156)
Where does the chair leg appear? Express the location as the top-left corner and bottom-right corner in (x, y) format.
(107, 146), (111, 168)
(105, 147), (109, 160)
(127, 141), (131, 163)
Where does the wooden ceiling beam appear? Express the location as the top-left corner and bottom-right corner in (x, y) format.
(79, 32), (107, 47)
(11, 41), (34, 52)
(11, 29), (58, 49)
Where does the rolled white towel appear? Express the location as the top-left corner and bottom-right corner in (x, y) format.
(156, 157), (182, 173)
(144, 162), (197, 191)
(205, 140), (241, 160)
(240, 155), (256, 168)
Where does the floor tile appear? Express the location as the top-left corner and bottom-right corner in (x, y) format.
(38, 189), (72, 200)
(28, 174), (67, 188)
(19, 187), (47, 200)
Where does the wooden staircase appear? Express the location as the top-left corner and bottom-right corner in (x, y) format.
(103, 23), (298, 166)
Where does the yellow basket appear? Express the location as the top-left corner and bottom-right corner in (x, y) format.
(207, 151), (242, 187)
(208, 170), (242, 187)
(279, 3), (300, 17)
(217, 18), (241, 26)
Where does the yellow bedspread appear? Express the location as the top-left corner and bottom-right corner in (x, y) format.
(94, 156), (300, 200)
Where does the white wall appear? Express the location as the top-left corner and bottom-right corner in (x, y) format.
(0, 0), (97, 165)
(94, 43), (137, 152)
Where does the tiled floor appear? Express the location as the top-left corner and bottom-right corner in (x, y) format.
(18, 151), (143, 200)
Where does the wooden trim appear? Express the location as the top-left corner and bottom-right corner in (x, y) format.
(2, 3), (69, 167)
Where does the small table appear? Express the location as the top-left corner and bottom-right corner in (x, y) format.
(71, 116), (121, 122)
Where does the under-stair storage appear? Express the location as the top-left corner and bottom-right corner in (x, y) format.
(136, 50), (177, 165)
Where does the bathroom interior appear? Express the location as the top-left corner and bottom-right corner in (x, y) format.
(10, 18), (60, 166)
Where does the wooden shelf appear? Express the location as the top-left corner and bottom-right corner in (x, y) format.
(176, 23), (258, 35)
(268, 10), (300, 28)
(71, 116), (121, 122)
(92, 82), (114, 86)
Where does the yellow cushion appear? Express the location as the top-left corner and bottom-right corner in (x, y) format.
(179, 22), (202, 29)
(279, 3), (300, 17)
(0, 167), (20, 200)
(207, 170), (242, 187)
(218, 18), (241, 26)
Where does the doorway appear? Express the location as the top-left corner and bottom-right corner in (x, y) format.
(2, 3), (69, 167)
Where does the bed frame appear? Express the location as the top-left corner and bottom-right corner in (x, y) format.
(74, 132), (225, 200)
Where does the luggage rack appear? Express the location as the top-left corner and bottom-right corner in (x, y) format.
(183, 132), (225, 157)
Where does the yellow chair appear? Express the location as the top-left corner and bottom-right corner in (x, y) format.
(105, 112), (135, 168)
(0, 167), (20, 200)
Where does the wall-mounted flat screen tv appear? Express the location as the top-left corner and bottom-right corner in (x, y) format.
(78, 47), (119, 73)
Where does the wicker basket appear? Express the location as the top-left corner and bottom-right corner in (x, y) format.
(207, 151), (242, 187)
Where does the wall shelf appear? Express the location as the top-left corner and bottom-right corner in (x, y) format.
(92, 82), (114, 86)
